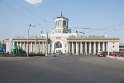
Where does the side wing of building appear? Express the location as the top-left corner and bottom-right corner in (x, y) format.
(67, 36), (120, 55)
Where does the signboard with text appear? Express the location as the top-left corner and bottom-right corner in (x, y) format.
(56, 36), (61, 39)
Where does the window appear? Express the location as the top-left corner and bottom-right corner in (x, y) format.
(58, 20), (62, 26)
(55, 21), (57, 26)
(63, 20), (66, 26)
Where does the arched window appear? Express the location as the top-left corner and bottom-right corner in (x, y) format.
(54, 41), (62, 48)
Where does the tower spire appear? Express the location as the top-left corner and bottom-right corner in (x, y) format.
(61, 12), (63, 17)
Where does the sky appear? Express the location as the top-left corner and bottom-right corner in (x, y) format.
(0, 0), (124, 42)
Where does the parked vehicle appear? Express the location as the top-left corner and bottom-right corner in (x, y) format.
(111, 51), (124, 57)
(97, 51), (112, 57)
(97, 51), (124, 57)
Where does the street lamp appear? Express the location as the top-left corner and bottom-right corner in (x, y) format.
(27, 24), (35, 57)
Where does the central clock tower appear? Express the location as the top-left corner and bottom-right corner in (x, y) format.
(53, 12), (71, 34)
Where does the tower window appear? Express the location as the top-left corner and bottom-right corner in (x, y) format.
(55, 21), (57, 26)
(58, 20), (62, 26)
(63, 20), (66, 26)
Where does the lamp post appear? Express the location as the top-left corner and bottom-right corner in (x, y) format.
(27, 24), (35, 57)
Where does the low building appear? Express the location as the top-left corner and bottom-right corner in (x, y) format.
(4, 13), (120, 55)
(119, 43), (124, 51)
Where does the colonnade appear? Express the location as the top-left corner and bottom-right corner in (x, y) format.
(15, 41), (48, 54)
(68, 42), (108, 55)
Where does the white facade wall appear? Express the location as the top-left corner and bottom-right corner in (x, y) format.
(108, 41), (119, 52)
(49, 33), (77, 53)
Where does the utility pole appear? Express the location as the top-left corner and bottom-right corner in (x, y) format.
(46, 32), (48, 56)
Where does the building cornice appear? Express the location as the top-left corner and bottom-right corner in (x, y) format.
(67, 37), (120, 42)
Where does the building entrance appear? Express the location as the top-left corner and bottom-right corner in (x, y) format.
(54, 41), (62, 54)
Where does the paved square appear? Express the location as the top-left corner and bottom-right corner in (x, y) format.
(0, 55), (124, 83)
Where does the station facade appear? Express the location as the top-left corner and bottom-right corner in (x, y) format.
(5, 14), (120, 55)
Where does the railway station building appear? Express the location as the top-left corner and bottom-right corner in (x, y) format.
(5, 14), (120, 55)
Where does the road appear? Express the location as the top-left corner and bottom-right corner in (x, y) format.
(0, 55), (124, 83)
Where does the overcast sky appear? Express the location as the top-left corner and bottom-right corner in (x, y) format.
(0, 0), (124, 42)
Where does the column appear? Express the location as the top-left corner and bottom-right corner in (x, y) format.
(98, 42), (100, 53)
(105, 42), (107, 51)
(80, 42), (82, 54)
(93, 42), (96, 54)
(22, 42), (24, 51)
(68, 42), (70, 53)
(41, 42), (43, 53)
(40, 42), (43, 53)
(103, 42), (105, 51)
(76, 42), (78, 55)
(20, 42), (22, 48)
(43, 42), (45, 53)
(82, 42), (84, 54)
(38, 42), (40, 53)
(85, 42), (87, 55)
(31, 42), (33, 53)
(40, 41), (42, 53)
(107, 41), (109, 52)
(70, 42), (71, 53)
(24, 42), (26, 51)
(17, 42), (18, 46)
(89, 42), (91, 54)
(72, 42), (74, 54)
(35, 40), (37, 53)
(28, 42), (30, 53)
(25, 42), (27, 53)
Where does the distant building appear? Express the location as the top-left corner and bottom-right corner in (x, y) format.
(4, 13), (120, 55)
(119, 43), (124, 51)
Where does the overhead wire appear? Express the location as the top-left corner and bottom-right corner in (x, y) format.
(0, 0), (38, 24)
(1, 0), (51, 33)
(72, 22), (124, 36)
(12, 0), (51, 33)
(2, 0), (123, 34)
(73, 22), (124, 32)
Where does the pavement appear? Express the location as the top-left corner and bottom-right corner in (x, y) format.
(107, 55), (124, 60)
(0, 57), (27, 61)
(0, 55), (124, 83)
(79, 55), (124, 70)
(0, 55), (124, 70)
